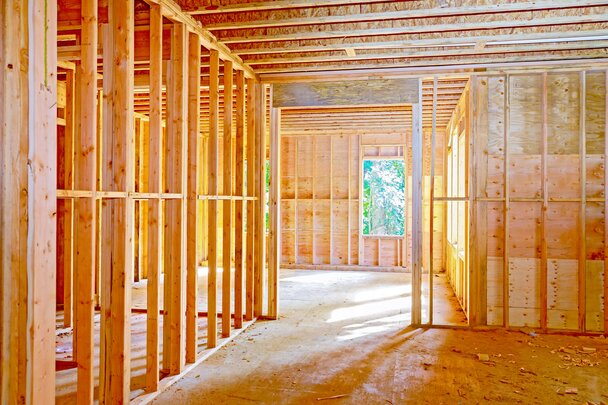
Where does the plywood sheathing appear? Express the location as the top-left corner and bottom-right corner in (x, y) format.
(470, 70), (607, 333)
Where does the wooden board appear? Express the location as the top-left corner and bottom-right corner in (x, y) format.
(273, 79), (419, 108)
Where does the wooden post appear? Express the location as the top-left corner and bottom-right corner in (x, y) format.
(0, 0), (57, 402)
(358, 135), (364, 265)
(347, 135), (351, 265)
(254, 82), (267, 317)
(540, 73), (549, 331)
(74, 0), (97, 401)
(245, 77), (256, 321)
(146, 2), (162, 392)
(411, 79), (423, 326)
(268, 103), (281, 319)
(429, 77), (437, 324)
(471, 76), (488, 326)
(164, 21), (188, 374)
(223, 60), (234, 338)
(99, 0), (134, 400)
(186, 32), (200, 363)
(503, 75), (511, 328)
(579, 71), (587, 333)
(207, 49), (220, 348)
(604, 69), (608, 335)
(235, 70), (246, 328)
(61, 68), (75, 329)
(28, 0), (58, 400)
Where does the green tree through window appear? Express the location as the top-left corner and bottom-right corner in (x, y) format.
(363, 159), (405, 236)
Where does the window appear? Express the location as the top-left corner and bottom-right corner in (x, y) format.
(362, 159), (405, 236)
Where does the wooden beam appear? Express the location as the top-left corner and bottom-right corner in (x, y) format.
(260, 58), (608, 83)
(245, 77), (256, 321)
(221, 13), (608, 43)
(268, 102), (281, 320)
(235, 69), (246, 328)
(222, 60), (234, 338)
(189, 0), (392, 14)
(255, 53), (608, 75)
(146, 2), (163, 392)
(244, 41), (608, 66)
(144, 0), (257, 79)
(99, 0), (134, 401)
(207, 49), (220, 348)
(234, 30), (608, 55)
(272, 79), (420, 108)
(411, 80), (423, 326)
(205, 1), (608, 30)
(186, 31), (201, 364)
(74, 0), (98, 401)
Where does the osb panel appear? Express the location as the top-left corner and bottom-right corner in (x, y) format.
(509, 155), (541, 199)
(509, 75), (542, 155)
(547, 259), (578, 330)
(547, 72), (580, 155)
(547, 155), (580, 199)
(508, 202), (540, 259)
(273, 78), (420, 108)
(586, 71), (607, 155)
(546, 202), (579, 259)
(586, 260), (605, 332)
(487, 76), (506, 155)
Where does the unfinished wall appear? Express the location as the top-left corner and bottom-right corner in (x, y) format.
(468, 70), (607, 332)
(280, 107), (444, 270)
(443, 83), (470, 317)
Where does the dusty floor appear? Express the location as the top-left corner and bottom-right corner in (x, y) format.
(152, 270), (608, 404)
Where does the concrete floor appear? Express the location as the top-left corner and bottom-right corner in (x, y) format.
(152, 269), (608, 404)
